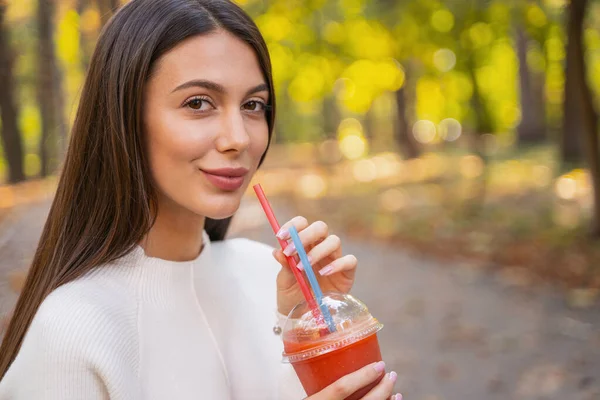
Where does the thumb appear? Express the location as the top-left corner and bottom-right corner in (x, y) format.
(273, 248), (294, 270)
(307, 361), (386, 400)
(273, 249), (300, 275)
(274, 248), (297, 292)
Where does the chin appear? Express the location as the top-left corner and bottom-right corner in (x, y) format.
(196, 195), (242, 220)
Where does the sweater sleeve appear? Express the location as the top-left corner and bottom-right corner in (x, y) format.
(0, 298), (110, 400)
(0, 276), (141, 400)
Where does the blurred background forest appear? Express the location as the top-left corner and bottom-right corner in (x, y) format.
(1, 0), (600, 298)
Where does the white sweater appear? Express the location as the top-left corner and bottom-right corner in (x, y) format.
(0, 233), (306, 399)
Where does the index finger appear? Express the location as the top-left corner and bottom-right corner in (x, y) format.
(276, 216), (309, 239)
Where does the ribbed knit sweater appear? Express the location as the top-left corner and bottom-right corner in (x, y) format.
(0, 232), (305, 399)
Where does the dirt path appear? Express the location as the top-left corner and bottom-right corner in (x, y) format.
(1, 200), (599, 399)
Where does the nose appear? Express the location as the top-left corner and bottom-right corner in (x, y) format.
(215, 109), (250, 154)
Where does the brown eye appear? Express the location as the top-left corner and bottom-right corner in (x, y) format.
(188, 99), (204, 110)
(184, 97), (213, 112)
(243, 100), (265, 112)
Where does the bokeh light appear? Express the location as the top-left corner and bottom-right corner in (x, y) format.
(297, 173), (327, 199)
(324, 21), (345, 44)
(339, 136), (367, 160)
(527, 5), (548, 27)
(433, 48), (456, 72)
(412, 120), (437, 144)
(430, 9), (454, 33)
(371, 155), (396, 179)
(469, 22), (493, 48)
(352, 159), (377, 182)
(379, 188), (406, 212)
(555, 175), (577, 200)
(338, 118), (368, 160)
(438, 118), (462, 142)
(460, 155), (484, 179)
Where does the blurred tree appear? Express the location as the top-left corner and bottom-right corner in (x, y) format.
(561, 0), (595, 164)
(0, 3), (25, 183)
(370, 0), (421, 158)
(561, 0), (590, 165)
(516, 24), (547, 144)
(394, 64), (419, 159)
(461, 4), (495, 136)
(563, 0), (600, 235)
(77, 0), (93, 72)
(516, 1), (552, 145)
(323, 95), (340, 140)
(442, 0), (497, 217)
(37, 0), (67, 177)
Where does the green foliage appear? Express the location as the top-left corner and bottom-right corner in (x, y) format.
(0, 0), (590, 151)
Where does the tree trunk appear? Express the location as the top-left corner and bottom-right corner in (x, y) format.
(364, 106), (375, 142)
(0, 4), (25, 183)
(467, 55), (493, 135)
(561, 0), (589, 164)
(77, 0), (92, 72)
(516, 25), (547, 145)
(464, 46), (493, 217)
(393, 63), (420, 159)
(97, 0), (119, 27)
(37, 0), (66, 177)
(564, 0), (600, 235)
(322, 95), (339, 140)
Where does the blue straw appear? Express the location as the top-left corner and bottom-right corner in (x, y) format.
(288, 226), (336, 333)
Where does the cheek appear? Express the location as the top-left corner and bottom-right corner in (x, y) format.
(248, 120), (270, 165)
(147, 111), (213, 168)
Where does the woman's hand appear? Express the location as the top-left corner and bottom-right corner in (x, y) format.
(306, 361), (401, 400)
(273, 216), (357, 315)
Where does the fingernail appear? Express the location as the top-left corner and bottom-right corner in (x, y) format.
(389, 371), (397, 383)
(319, 265), (334, 276)
(276, 228), (289, 240)
(297, 256), (312, 271)
(395, 394), (403, 400)
(373, 361), (385, 374)
(283, 243), (296, 257)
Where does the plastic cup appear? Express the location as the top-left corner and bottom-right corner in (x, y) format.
(282, 292), (384, 400)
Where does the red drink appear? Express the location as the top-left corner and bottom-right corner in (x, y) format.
(284, 332), (383, 399)
(281, 292), (384, 400)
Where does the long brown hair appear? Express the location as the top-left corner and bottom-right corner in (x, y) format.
(0, 0), (275, 378)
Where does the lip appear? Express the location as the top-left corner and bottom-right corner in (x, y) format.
(200, 167), (249, 191)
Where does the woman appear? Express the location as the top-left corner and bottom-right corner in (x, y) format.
(0, 1), (401, 399)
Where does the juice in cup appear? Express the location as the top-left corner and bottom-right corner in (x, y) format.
(282, 292), (384, 400)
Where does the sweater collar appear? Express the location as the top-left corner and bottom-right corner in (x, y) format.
(116, 231), (212, 304)
(129, 230), (212, 269)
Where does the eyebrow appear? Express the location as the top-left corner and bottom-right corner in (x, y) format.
(171, 79), (269, 97)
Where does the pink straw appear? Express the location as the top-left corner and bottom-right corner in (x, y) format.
(253, 184), (325, 326)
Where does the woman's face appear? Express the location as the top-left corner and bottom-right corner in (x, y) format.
(144, 30), (270, 220)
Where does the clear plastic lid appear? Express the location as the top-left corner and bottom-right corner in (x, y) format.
(282, 292), (383, 363)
